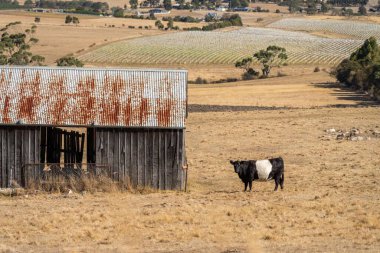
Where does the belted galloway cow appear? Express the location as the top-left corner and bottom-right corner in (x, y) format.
(230, 157), (284, 192)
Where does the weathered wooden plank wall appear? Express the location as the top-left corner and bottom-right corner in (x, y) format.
(0, 126), (41, 188)
(95, 128), (186, 190)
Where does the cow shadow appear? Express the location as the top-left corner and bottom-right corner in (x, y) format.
(313, 82), (380, 107)
(210, 190), (243, 194)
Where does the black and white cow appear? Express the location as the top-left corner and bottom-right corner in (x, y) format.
(230, 157), (284, 192)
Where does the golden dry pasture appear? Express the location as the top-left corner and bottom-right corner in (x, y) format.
(1, 71), (380, 252)
(1, 8), (380, 253)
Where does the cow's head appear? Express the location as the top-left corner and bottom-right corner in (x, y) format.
(230, 160), (241, 174)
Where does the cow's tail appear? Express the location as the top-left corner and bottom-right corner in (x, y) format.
(280, 157), (284, 186)
(280, 172), (284, 185)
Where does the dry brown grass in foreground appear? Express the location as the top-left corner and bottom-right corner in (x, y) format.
(0, 71), (379, 252)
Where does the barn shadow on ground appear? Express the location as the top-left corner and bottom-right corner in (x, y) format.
(313, 82), (380, 107)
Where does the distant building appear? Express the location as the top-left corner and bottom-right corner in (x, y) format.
(216, 6), (227, 12)
(149, 9), (170, 15)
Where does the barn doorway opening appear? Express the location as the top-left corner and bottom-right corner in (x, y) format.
(40, 127), (88, 167)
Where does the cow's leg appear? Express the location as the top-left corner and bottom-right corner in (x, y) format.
(280, 173), (284, 190)
(244, 182), (248, 192)
(249, 181), (252, 192)
(274, 176), (280, 191)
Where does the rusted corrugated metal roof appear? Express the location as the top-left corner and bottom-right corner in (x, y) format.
(0, 66), (187, 128)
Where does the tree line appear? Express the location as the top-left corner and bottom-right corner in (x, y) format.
(183, 14), (243, 31)
(334, 37), (380, 100)
(36, 0), (109, 14)
(0, 0), (20, 9)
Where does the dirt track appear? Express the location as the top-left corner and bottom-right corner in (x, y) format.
(188, 103), (379, 112)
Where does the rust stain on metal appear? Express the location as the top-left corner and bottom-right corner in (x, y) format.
(139, 98), (149, 125)
(157, 76), (174, 127)
(48, 74), (68, 125)
(124, 97), (132, 126)
(100, 74), (126, 125)
(77, 76), (96, 124)
(0, 67), (187, 128)
(3, 95), (11, 123)
(157, 99), (173, 127)
(18, 71), (41, 121)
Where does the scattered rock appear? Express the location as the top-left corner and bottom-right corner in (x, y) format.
(323, 127), (378, 141)
(326, 128), (336, 133)
(336, 133), (344, 140)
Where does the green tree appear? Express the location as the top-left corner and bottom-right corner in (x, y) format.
(235, 57), (253, 72)
(24, 0), (34, 8)
(253, 45), (288, 78)
(0, 22), (45, 65)
(321, 2), (329, 13)
(335, 37), (380, 91)
(176, 0), (185, 8)
(56, 56), (84, 67)
(65, 15), (73, 24)
(306, 0), (317, 14)
(342, 7), (354, 16)
(230, 0), (240, 8)
(113, 7), (125, 17)
(129, 0), (138, 9)
(155, 20), (164, 29)
(163, 0), (172, 10)
(288, 0), (300, 13)
(358, 5), (367, 15)
(34, 16), (40, 23)
(235, 57), (259, 80)
(167, 19), (174, 29)
(149, 12), (156, 20)
(240, 0), (249, 7)
(72, 16), (79, 24)
(350, 37), (380, 66)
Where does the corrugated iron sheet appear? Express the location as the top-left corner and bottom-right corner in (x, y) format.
(0, 66), (187, 128)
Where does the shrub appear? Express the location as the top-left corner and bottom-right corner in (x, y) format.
(34, 17), (40, 23)
(183, 27), (202, 31)
(65, 15), (73, 24)
(242, 68), (259, 80)
(314, 66), (320, 72)
(56, 56), (84, 67)
(194, 77), (208, 84)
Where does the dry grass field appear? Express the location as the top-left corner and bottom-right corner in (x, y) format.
(0, 11), (167, 64)
(1, 71), (379, 253)
(1, 7), (380, 253)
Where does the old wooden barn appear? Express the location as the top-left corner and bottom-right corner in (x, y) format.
(0, 66), (188, 190)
